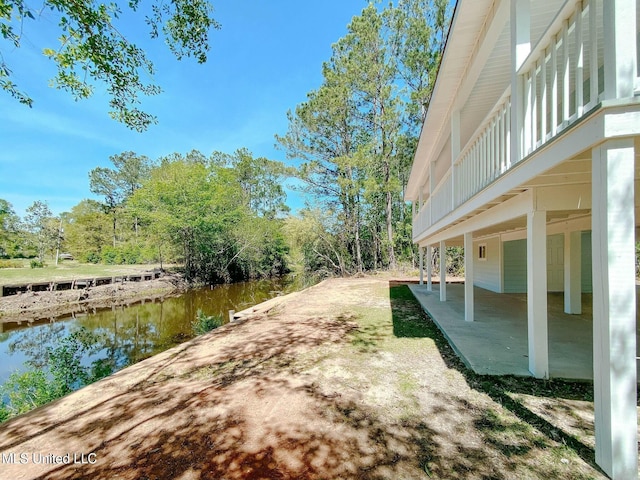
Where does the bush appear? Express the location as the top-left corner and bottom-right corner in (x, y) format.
(192, 309), (223, 335)
(0, 259), (23, 269)
(82, 251), (101, 264)
(29, 259), (45, 269)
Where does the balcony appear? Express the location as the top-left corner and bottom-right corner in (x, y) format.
(413, 0), (613, 241)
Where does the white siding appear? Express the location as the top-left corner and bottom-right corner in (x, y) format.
(473, 236), (502, 292)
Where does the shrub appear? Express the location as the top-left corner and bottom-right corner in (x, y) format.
(82, 251), (101, 264)
(29, 259), (45, 269)
(192, 310), (223, 335)
(0, 259), (23, 269)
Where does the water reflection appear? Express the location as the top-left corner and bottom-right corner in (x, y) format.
(0, 276), (301, 385)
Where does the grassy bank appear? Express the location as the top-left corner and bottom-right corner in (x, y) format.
(0, 260), (167, 286)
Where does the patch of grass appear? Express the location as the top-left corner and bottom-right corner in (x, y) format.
(386, 283), (603, 472)
(0, 261), (166, 286)
(397, 371), (419, 395)
(192, 310), (223, 335)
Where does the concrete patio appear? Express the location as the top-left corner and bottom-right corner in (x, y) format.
(408, 283), (640, 380)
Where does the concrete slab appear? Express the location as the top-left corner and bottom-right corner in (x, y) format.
(408, 283), (640, 380)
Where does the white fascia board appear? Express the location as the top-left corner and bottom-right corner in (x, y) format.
(500, 215), (593, 242)
(418, 189), (534, 246)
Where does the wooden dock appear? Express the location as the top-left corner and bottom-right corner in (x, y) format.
(0, 270), (162, 297)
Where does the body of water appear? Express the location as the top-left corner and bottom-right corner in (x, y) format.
(0, 276), (303, 387)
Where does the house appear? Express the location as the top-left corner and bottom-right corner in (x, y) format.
(405, 0), (639, 478)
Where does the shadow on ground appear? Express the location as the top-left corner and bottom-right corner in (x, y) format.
(0, 279), (614, 479)
(388, 280), (606, 474)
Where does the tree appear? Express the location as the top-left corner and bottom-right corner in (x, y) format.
(278, 2), (452, 274)
(1, 0), (220, 131)
(128, 154), (244, 282)
(63, 199), (111, 262)
(128, 151), (289, 282)
(211, 148), (290, 219)
(0, 198), (20, 257)
(277, 66), (366, 273)
(23, 200), (56, 261)
(89, 151), (151, 246)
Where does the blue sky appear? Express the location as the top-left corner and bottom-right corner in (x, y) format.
(0, 0), (368, 217)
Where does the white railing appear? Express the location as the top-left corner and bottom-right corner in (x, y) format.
(413, 199), (431, 239)
(431, 171), (452, 224)
(454, 94), (511, 209)
(518, 0), (603, 157)
(414, 0), (605, 241)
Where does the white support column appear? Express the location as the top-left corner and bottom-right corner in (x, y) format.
(603, 0), (637, 100)
(563, 230), (582, 314)
(592, 139), (638, 479)
(527, 209), (548, 379)
(426, 245), (433, 292)
(510, 0), (531, 165)
(541, 48), (547, 140)
(439, 241), (447, 302)
(464, 232), (474, 322)
(419, 246), (424, 285)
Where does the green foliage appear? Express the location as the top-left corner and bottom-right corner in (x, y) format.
(24, 200), (58, 262)
(0, 259), (22, 268)
(1, 0), (220, 130)
(277, 2), (452, 275)
(129, 151), (289, 283)
(0, 198), (22, 258)
(100, 244), (155, 265)
(211, 148), (291, 218)
(82, 251), (101, 264)
(29, 259), (44, 269)
(1, 370), (58, 417)
(0, 328), (114, 421)
(192, 309), (223, 335)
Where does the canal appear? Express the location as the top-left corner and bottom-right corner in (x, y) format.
(0, 276), (303, 388)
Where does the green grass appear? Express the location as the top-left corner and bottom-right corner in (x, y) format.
(0, 259), (165, 286)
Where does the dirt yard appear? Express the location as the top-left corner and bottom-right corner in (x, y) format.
(0, 276), (608, 479)
(0, 274), (184, 323)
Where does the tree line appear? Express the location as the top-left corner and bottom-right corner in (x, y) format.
(1, 1), (455, 281)
(0, 149), (291, 283)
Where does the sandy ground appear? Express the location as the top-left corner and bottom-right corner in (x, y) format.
(0, 276), (608, 479)
(0, 275), (184, 323)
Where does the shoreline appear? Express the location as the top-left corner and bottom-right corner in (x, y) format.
(0, 274), (185, 324)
